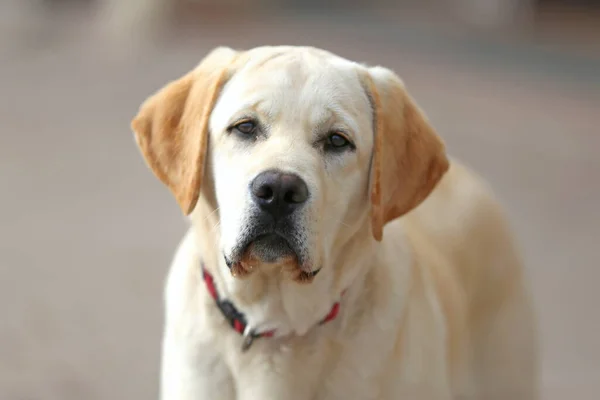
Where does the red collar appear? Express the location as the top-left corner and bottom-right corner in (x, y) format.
(201, 264), (341, 351)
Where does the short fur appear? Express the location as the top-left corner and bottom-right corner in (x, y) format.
(131, 46), (538, 400)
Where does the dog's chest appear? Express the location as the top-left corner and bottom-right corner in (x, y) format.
(219, 305), (405, 400)
(223, 335), (390, 400)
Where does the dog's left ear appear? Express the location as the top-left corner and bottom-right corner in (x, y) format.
(363, 66), (450, 241)
(131, 47), (238, 214)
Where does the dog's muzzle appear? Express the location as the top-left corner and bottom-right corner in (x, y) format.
(225, 169), (319, 281)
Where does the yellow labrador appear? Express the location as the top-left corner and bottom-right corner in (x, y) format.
(131, 46), (538, 400)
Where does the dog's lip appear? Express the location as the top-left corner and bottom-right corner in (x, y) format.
(248, 232), (296, 255)
(225, 235), (321, 283)
(252, 232), (292, 248)
(229, 232), (298, 265)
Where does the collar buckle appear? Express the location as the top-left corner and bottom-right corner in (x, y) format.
(241, 326), (256, 352)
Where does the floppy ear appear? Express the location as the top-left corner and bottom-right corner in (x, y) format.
(131, 47), (238, 214)
(364, 66), (450, 241)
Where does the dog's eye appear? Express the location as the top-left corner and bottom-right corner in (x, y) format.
(232, 120), (257, 136)
(325, 133), (353, 152)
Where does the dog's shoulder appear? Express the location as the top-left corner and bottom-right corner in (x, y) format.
(401, 159), (525, 323)
(163, 229), (212, 335)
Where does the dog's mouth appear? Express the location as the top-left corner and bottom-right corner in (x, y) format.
(249, 233), (296, 263)
(227, 233), (320, 283)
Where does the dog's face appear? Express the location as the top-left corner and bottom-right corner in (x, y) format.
(208, 48), (375, 280)
(131, 46), (449, 283)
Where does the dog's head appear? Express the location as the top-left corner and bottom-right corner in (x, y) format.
(132, 46), (449, 283)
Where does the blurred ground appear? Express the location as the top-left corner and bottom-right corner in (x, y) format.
(1, 2), (599, 399)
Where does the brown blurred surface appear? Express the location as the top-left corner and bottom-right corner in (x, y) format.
(1, 3), (599, 400)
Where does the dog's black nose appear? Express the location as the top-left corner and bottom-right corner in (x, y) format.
(250, 170), (309, 219)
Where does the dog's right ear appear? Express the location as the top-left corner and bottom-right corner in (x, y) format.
(131, 47), (238, 214)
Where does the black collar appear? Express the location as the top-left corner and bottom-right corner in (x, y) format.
(201, 263), (342, 351)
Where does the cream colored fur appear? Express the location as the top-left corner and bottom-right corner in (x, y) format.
(131, 46), (538, 400)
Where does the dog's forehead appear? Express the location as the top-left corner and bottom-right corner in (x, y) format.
(214, 48), (371, 133)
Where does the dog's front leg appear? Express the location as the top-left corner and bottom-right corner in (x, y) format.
(160, 333), (235, 400)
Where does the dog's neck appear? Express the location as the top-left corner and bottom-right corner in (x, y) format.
(190, 197), (375, 338)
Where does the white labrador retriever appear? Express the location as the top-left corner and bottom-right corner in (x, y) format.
(131, 46), (538, 400)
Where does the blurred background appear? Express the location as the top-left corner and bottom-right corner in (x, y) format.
(1, 0), (599, 399)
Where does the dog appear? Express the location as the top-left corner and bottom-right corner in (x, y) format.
(131, 46), (538, 400)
